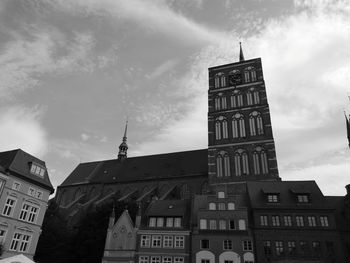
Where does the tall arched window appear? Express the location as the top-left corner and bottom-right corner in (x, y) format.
(215, 97), (221, 110)
(215, 116), (228, 140)
(249, 111), (264, 136)
(231, 91), (243, 108)
(215, 72), (226, 88)
(232, 113), (246, 138)
(233, 149), (249, 176)
(253, 147), (269, 175)
(247, 91), (253, 106)
(217, 151), (230, 177)
(244, 67), (257, 83)
(214, 94), (227, 110)
(253, 90), (260, 104)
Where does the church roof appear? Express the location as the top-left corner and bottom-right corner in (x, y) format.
(60, 149), (208, 186)
(0, 149), (54, 193)
(146, 200), (189, 217)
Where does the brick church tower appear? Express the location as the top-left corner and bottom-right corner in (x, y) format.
(207, 44), (280, 189)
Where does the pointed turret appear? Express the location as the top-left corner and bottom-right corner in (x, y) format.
(344, 111), (350, 149)
(118, 120), (128, 160)
(239, 42), (245, 62)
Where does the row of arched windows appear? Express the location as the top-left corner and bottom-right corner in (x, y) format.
(214, 89), (260, 111)
(216, 147), (269, 177)
(215, 111), (264, 140)
(214, 67), (257, 88)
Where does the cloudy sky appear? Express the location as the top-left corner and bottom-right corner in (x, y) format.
(1, 0), (350, 196)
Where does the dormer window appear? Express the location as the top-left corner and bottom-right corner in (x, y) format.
(297, 194), (310, 203)
(29, 163), (46, 177)
(267, 194), (279, 203)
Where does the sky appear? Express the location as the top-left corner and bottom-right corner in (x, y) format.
(1, 0), (350, 196)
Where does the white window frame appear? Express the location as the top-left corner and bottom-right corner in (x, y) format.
(152, 235), (162, 248)
(162, 257), (172, 263)
(174, 236), (184, 248)
(2, 197), (17, 217)
(163, 235), (173, 248)
(140, 235), (151, 248)
(151, 257), (161, 263)
(174, 217), (182, 228)
(139, 256), (149, 263)
(223, 239), (233, 250)
(243, 240), (253, 251)
(174, 257), (184, 263)
(320, 216), (329, 227)
(9, 233), (32, 252)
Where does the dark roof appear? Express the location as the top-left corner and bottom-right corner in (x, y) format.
(60, 149), (208, 187)
(0, 149), (54, 193)
(146, 200), (189, 217)
(246, 180), (333, 209)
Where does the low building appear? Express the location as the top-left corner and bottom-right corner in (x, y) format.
(0, 149), (54, 259)
(246, 181), (345, 263)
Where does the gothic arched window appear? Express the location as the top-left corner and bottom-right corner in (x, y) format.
(233, 149), (249, 176)
(231, 90), (243, 108)
(249, 111), (264, 136)
(247, 91), (253, 106)
(215, 72), (226, 88)
(253, 146), (269, 175)
(244, 66), (257, 83)
(214, 93), (227, 110)
(215, 116), (228, 140)
(232, 113), (246, 138)
(253, 90), (260, 104)
(216, 151), (231, 177)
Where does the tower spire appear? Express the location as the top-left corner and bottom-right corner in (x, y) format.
(344, 111), (350, 149)
(239, 42), (245, 62)
(118, 119), (128, 160)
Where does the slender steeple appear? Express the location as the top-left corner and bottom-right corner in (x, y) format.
(344, 111), (350, 149)
(239, 42), (245, 62)
(118, 120), (128, 160)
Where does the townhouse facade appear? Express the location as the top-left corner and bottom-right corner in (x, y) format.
(0, 149), (54, 259)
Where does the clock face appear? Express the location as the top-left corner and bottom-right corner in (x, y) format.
(229, 74), (241, 85)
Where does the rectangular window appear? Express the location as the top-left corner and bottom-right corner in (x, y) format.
(174, 217), (182, 227)
(174, 257), (184, 263)
(19, 203), (39, 223)
(0, 229), (7, 243)
(300, 241), (309, 255)
(12, 181), (21, 191)
(140, 235), (150, 247)
(30, 163), (46, 177)
(297, 194), (309, 203)
(156, 217), (164, 227)
(287, 241), (296, 255)
(174, 236), (184, 248)
(218, 191), (225, 198)
(166, 217), (174, 227)
(201, 239), (210, 249)
(312, 241), (321, 256)
(200, 219), (207, 229)
(271, 216), (280, 226)
(162, 257), (172, 263)
(149, 217), (156, 227)
(163, 235), (173, 248)
(223, 240), (233, 250)
(296, 216), (304, 226)
(19, 204), (30, 221)
(28, 206), (39, 223)
(267, 194), (279, 203)
(151, 257), (161, 263)
(260, 215), (268, 226)
(229, 220), (235, 230)
(209, 220), (217, 230)
(243, 240), (253, 251)
(140, 256), (149, 263)
(219, 220), (226, 230)
(2, 197), (16, 217)
(275, 241), (284, 256)
(10, 233), (31, 252)
(218, 203), (226, 210)
(201, 260), (210, 263)
(152, 235), (162, 248)
(263, 241), (271, 255)
(35, 190), (43, 199)
(308, 216), (316, 227)
(284, 216), (292, 226)
(320, 216), (329, 227)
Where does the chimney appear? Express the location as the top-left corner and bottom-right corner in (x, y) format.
(135, 203), (142, 228)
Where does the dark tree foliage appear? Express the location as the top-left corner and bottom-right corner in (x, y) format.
(35, 199), (138, 263)
(34, 200), (74, 263)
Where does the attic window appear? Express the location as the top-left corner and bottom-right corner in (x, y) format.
(297, 194), (310, 203)
(266, 194), (279, 203)
(30, 163), (46, 178)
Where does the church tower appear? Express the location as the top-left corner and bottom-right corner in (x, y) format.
(207, 44), (280, 188)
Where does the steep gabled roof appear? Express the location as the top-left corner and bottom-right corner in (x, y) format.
(146, 200), (188, 217)
(60, 149), (208, 187)
(0, 149), (54, 193)
(246, 181), (332, 209)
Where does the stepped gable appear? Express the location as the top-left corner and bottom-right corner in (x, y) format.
(246, 180), (331, 209)
(61, 149), (208, 186)
(0, 149), (54, 193)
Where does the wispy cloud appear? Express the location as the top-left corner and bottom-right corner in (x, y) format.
(0, 106), (48, 157)
(48, 0), (227, 46)
(146, 59), (179, 80)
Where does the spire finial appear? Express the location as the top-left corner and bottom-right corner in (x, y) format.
(239, 42), (245, 62)
(118, 118), (129, 160)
